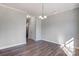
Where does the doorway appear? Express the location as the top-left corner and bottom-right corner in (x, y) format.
(26, 18), (30, 43)
(26, 17), (36, 44)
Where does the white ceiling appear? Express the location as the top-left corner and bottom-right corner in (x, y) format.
(1, 3), (79, 17)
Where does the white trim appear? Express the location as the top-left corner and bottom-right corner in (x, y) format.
(0, 42), (26, 50)
(0, 4), (27, 14)
(48, 6), (79, 17)
(39, 39), (60, 45)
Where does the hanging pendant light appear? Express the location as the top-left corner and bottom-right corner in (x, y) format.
(39, 3), (47, 20)
(26, 15), (31, 18)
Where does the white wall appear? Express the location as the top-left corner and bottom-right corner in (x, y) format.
(74, 8), (79, 48)
(41, 8), (77, 44)
(36, 18), (41, 41)
(28, 17), (36, 40)
(0, 5), (26, 49)
(28, 17), (42, 41)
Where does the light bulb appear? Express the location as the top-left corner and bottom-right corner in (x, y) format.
(44, 16), (47, 19)
(39, 16), (44, 19)
(26, 15), (31, 18)
(39, 16), (42, 18)
(39, 15), (47, 19)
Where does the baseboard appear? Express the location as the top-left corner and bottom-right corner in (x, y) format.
(42, 39), (60, 45)
(0, 42), (26, 50)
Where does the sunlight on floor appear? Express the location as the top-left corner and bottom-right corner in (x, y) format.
(60, 37), (74, 56)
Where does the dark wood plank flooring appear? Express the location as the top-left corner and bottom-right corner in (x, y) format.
(0, 40), (66, 56)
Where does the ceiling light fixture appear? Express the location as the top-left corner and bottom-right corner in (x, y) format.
(26, 15), (31, 18)
(39, 3), (47, 20)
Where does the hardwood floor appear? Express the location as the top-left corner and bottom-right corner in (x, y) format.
(0, 40), (66, 56)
